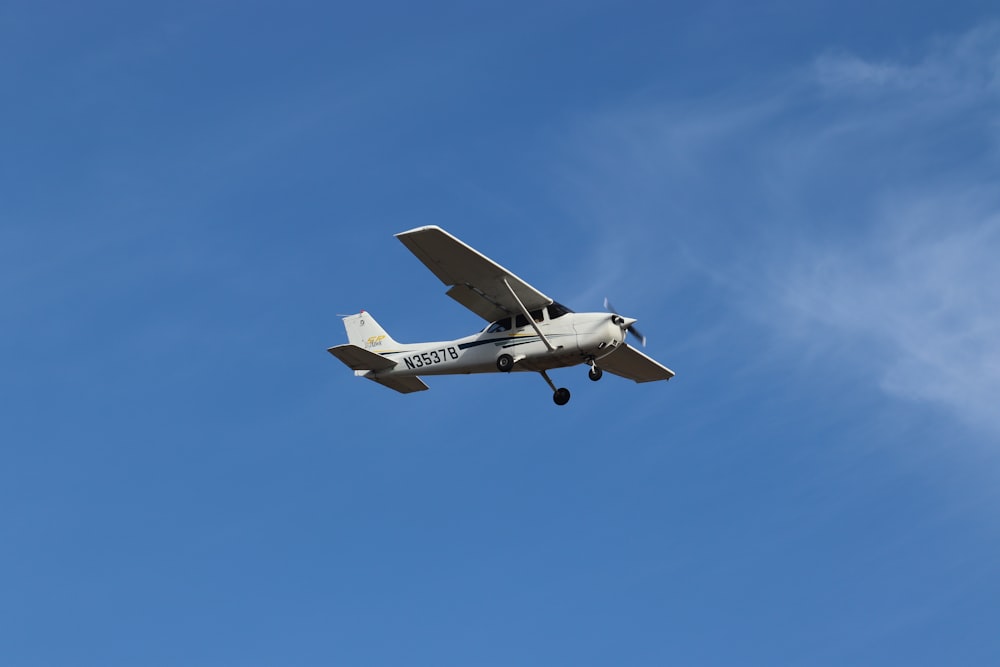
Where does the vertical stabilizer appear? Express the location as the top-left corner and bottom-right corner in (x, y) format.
(342, 311), (403, 352)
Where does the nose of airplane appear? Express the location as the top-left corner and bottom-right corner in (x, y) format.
(609, 314), (638, 330)
(612, 315), (646, 347)
(606, 300), (648, 346)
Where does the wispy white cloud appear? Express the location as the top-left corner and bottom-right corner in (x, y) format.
(772, 26), (1000, 434)
(814, 54), (908, 89)
(814, 23), (1000, 97)
(551, 22), (1000, 434)
(549, 94), (785, 312)
(776, 189), (1000, 434)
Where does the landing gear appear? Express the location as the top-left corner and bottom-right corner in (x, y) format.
(496, 353), (514, 373)
(588, 365), (603, 382)
(539, 370), (571, 406)
(553, 387), (571, 405)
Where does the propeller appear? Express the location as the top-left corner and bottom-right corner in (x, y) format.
(604, 298), (647, 347)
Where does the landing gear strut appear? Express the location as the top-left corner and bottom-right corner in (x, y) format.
(539, 370), (571, 406)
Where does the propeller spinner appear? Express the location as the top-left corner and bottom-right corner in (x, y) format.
(604, 298), (646, 347)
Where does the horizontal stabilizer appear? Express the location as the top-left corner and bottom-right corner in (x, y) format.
(327, 344), (397, 371)
(366, 375), (429, 394)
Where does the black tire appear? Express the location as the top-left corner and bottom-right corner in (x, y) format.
(588, 366), (603, 382)
(496, 354), (514, 373)
(553, 388), (571, 405)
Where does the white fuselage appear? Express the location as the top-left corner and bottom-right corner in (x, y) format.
(359, 312), (625, 381)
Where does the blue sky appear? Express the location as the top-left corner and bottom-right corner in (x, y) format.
(3, 2), (1000, 665)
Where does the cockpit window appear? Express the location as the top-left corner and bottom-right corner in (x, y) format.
(486, 317), (512, 334)
(547, 302), (573, 319)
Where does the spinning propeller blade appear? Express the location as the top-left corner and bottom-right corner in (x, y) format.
(604, 298), (647, 347)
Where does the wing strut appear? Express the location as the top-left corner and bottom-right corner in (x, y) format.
(502, 277), (559, 352)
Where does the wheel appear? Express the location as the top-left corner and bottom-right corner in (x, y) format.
(496, 354), (514, 373)
(588, 366), (603, 381)
(553, 388), (571, 405)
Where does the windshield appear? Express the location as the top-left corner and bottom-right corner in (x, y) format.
(547, 302), (573, 319)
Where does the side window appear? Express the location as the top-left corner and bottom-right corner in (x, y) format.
(515, 310), (544, 328)
(487, 317), (511, 333)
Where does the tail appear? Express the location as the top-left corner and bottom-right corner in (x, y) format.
(331, 311), (428, 393)
(342, 311), (403, 352)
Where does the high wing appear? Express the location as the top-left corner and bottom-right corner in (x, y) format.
(600, 344), (675, 383)
(395, 226), (552, 322)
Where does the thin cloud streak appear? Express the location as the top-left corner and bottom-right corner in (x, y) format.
(814, 23), (1000, 97)
(550, 22), (1000, 435)
(774, 25), (1000, 435)
(777, 191), (1000, 435)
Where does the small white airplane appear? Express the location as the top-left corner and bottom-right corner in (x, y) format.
(328, 226), (675, 405)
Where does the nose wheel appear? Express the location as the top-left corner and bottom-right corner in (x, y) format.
(588, 364), (603, 381)
(539, 370), (571, 406)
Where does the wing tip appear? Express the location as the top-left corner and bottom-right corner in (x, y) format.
(395, 224), (446, 238)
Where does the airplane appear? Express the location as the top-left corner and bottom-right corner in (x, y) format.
(328, 226), (675, 405)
